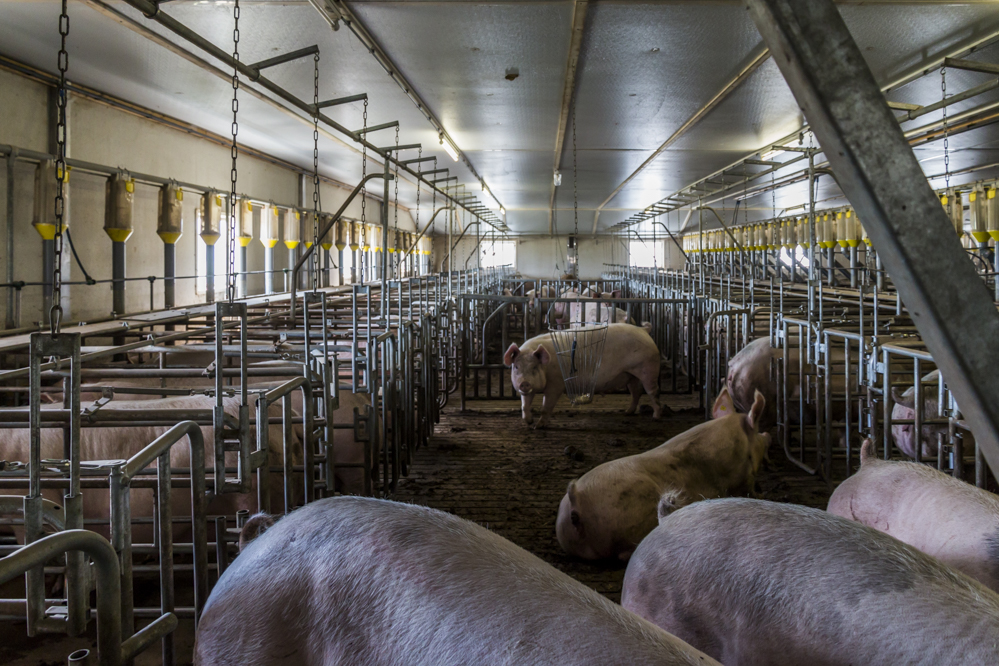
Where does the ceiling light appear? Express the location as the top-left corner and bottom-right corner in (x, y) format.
(441, 137), (459, 162)
(500, 207), (505, 215)
(554, 171), (562, 187)
(761, 148), (786, 162)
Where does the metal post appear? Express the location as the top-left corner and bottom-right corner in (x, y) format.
(382, 158), (390, 319)
(5, 151), (15, 329)
(43, 239), (54, 322)
(163, 243), (175, 309)
(239, 245), (248, 297)
(205, 248), (215, 304)
(748, 0), (999, 472)
(264, 246), (274, 294)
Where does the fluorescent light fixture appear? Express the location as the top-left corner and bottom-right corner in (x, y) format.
(500, 207), (506, 215)
(554, 171), (562, 187)
(761, 147), (786, 162)
(441, 137), (459, 162)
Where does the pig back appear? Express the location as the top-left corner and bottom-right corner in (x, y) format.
(196, 497), (720, 666)
(623, 498), (999, 666)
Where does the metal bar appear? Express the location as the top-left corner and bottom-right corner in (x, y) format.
(247, 45), (320, 80)
(353, 121), (399, 135)
(402, 157), (437, 165)
(0, 530), (123, 666)
(747, 0), (999, 473)
(551, 0), (588, 234)
(379, 143), (421, 152)
(314, 93), (367, 110)
(943, 57), (999, 76)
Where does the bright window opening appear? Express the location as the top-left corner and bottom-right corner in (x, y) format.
(630, 239), (664, 267)
(480, 240), (516, 268)
(196, 214), (229, 296)
(779, 247), (811, 268)
(340, 247), (354, 284)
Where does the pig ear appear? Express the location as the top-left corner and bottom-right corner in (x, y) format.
(712, 386), (736, 419)
(745, 390), (766, 432)
(611, 290), (622, 299)
(657, 488), (683, 524)
(534, 346), (551, 365)
(503, 343), (520, 367)
(892, 387), (915, 409)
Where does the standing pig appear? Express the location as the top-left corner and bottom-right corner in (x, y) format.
(556, 387), (770, 560)
(828, 438), (999, 591)
(195, 496), (721, 666)
(504, 323), (662, 429)
(725, 337), (778, 430)
(622, 498), (999, 666)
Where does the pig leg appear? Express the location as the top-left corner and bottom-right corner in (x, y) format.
(536, 388), (563, 430)
(626, 377), (643, 415)
(636, 371), (664, 419)
(521, 392), (536, 426)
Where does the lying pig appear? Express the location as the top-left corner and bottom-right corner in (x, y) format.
(0, 394), (300, 543)
(195, 497), (721, 666)
(504, 323), (662, 429)
(622, 498), (999, 665)
(556, 387), (770, 560)
(828, 438), (999, 591)
(890, 370), (967, 459)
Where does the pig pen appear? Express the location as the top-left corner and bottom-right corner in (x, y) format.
(393, 393), (832, 603)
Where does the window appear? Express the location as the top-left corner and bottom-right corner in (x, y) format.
(196, 214), (229, 296)
(480, 240), (516, 268)
(630, 239), (664, 267)
(339, 246), (354, 284)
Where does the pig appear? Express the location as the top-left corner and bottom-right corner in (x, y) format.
(194, 496), (721, 666)
(622, 497), (999, 666)
(828, 438), (999, 591)
(504, 322), (662, 429)
(725, 337), (779, 430)
(556, 387), (770, 561)
(890, 370), (966, 459)
(0, 395), (300, 543)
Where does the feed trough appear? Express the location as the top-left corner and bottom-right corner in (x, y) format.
(548, 323), (609, 405)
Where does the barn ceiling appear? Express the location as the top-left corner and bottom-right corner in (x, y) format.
(2, 0), (999, 236)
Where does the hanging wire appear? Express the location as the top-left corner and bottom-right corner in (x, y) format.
(226, 0), (240, 303)
(50, 0), (70, 333)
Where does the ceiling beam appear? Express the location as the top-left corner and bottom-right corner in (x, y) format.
(549, 0), (589, 236)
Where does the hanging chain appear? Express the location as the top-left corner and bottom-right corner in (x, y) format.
(430, 156), (437, 273)
(312, 51), (320, 291)
(361, 98), (368, 224)
(226, 0), (240, 303)
(572, 105), (579, 238)
(942, 65), (950, 191)
(50, 0), (70, 333)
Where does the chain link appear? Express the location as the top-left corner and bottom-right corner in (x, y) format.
(941, 65), (950, 191)
(50, 0), (70, 333)
(414, 146), (422, 275)
(226, 0), (240, 303)
(312, 52), (320, 291)
(361, 98), (368, 225)
(572, 105), (578, 239)
(430, 157), (437, 274)
(393, 126), (399, 274)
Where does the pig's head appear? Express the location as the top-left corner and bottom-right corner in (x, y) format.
(713, 386), (771, 465)
(556, 481), (608, 560)
(599, 290), (622, 300)
(890, 387), (944, 459)
(504, 342), (551, 396)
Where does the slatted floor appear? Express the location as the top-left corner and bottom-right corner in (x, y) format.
(394, 393), (833, 602)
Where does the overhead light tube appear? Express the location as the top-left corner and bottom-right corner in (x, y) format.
(442, 137), (459, 162)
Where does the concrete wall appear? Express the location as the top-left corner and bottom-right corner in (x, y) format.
(434, 233), (672, 280)
(0, 66), (416, 330)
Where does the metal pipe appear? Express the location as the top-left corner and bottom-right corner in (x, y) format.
(0, 530), (123, 666)
(5, 150), (15, 329)
(112, 241), (126, 317)
(748, 0), (999, 473)
(290, 173), (387, 318)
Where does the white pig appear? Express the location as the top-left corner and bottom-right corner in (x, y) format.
(622, 497), (999, 666)
(504, 323), (662, 429)
(828, 438), (999, 591)
(195, 496), (721, 666)
(556, 387), (769, 561)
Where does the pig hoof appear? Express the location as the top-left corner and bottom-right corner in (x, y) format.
(534, 419), (549, 430)
(625, 407), (637, 415)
